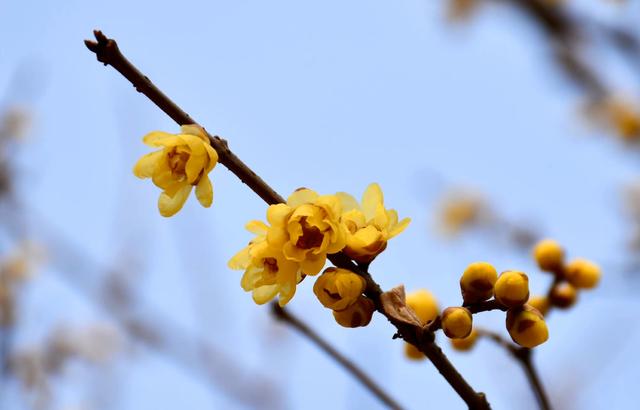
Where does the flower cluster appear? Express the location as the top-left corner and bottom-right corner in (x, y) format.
(229, 184), (409, 307)
(530, 239), (601, 314)
(458, 262), (548, 348)
(133, 125), (218, 217)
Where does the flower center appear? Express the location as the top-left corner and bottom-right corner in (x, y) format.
(167, 149), (190, 177)
(263, 257), (279, 274)
(296, 218), (324, 250)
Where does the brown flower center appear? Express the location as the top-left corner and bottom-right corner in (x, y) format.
(263, 257), (278, 274)
(167, 149), (190, 177)
(296, 218), (324, 250)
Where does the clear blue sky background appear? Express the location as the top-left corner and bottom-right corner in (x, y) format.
(1, 1), (639, 409)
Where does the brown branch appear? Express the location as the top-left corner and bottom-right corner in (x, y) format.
(85, 30), (490, 409)
(476, 329), (551, 410)
(272, 304), (403, 410)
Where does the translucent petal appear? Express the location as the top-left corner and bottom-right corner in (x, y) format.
(158, 184), (192, 217)
(287, 189), (318, 207)
(252, 285), (279, 305)
(300, 254), (326, 276)
(133, 150), (162, 178)
(336, 192), (359, 212)
(195, 176), (213, 207)
(228, 246), (251, 270)
(266, 203), (292, 227)
(245, 220), (269, 236)
(389, 218), (411, 238)
(143, 132), (184, 147)
(362, 183), (383, 221)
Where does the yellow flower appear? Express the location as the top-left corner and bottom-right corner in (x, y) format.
(564, 258), (601, 289)
(494, 271), (529, 308)
(405, 289), (439, 326)
(313, 268), (366, 311)
(527, 295), (550, 317)
(459, 262), (497, 303)
(506, 305), (549, 348)
(450, 329), (479, 351)
(336, 183), (410, 263)
(133, 125), (218, 217)
(228, 221), (302, 306)
(266, 189), (346, 276)
(441, 307), (473, 339)
(332, 296), (375, 328)
(533, 239), (565, 273)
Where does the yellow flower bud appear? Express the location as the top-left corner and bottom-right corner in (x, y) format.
(332, 296), (375, 328)
(506, 305), (549, 348)
(549, 282), (577, 309)
(564, 258), (601, 289)
(527, 295), (550, 316)
(405, 289), (439, 326)
(450, 329), (478, 351)
(404, 343), (425, 361)
(494, 271), (529, 308)
(441, 307), (473, 339)
(314, 268), (366, 311)
(459, 262), (498, 303)
(533, 239), (564, 272)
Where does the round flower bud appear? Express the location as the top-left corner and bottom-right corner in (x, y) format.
(533, 239), (565, 272)
(460, 262), (498, 303)
(564, 258), (601, 289)
(549, 282), (577, 309)
(405, 289), (439, 325)
(506, 305), (549, 348)
(441, 307), (473, 339)
(527, 295), (550, 316)
(450, 329), (479, 351)
(404, 343), (426, 361)
(314, 268), (366, 311)
(333, 296), (375, 328)
(494, 271), (529, 308)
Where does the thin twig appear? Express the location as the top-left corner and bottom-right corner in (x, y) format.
(85, 30), (490, 409)
(476, 329), (551, 410)
(272, 304), (403, 410)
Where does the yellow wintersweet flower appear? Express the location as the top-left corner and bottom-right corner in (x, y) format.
(266, 189), (346, 276)
(133, 124), (218, 217)
(228, 221), (302, 306)
(336, 183), (410, 263)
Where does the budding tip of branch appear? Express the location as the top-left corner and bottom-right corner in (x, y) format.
(84, 40), (98, 53)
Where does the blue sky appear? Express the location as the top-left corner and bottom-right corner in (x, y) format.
(1, 1), (639, 409)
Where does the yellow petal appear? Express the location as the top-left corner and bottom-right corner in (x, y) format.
(180, 124), (207, 141)
(266, 203), (292, 227)
(245, 220), (269, 236)
(143, 131), (184, 147)
(389, 218), (411, 238)
(195, 176), (213, 207)
(336, 192), (359, 212)
(252, 285), (279, 305)
(133, 150), (162, 178)
(158, 184), (192, 217)
(228, 246), (251, 270)
(287, 189), (318, 207)
(203, 143), (219, 173)
(300, 254), (326, 276)
(362, 183), (383, 221)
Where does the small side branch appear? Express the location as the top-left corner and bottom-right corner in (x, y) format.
(272, 304), (403, 410)
(477, 329), (551, 410)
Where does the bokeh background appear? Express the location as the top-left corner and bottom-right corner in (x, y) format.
(1, 0), (640, 409)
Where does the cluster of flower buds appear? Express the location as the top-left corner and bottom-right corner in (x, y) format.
(458, 262), (548, 348)
(229, 184), (409, 307)
(530, 239), (601, 315)
(314, 267), (376, 328)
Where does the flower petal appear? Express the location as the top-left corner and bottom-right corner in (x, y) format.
(362, 183), (383, 221)
(133, 150), (162, 179)
(252, 285), (279, 305)
(143, 131), (184, 147)
(287, 189), (318, 207)
(336, 192), (359, 212)
(195, 176), (213, 207)
(246, 220), (269, 236)
(158, 184), (192, 217)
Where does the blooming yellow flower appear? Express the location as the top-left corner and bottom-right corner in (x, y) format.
(133, 125), (218, 217)
(266, 189), (346, 276)
(228, 221), (302, 306)
(336, 183), (410, 263)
